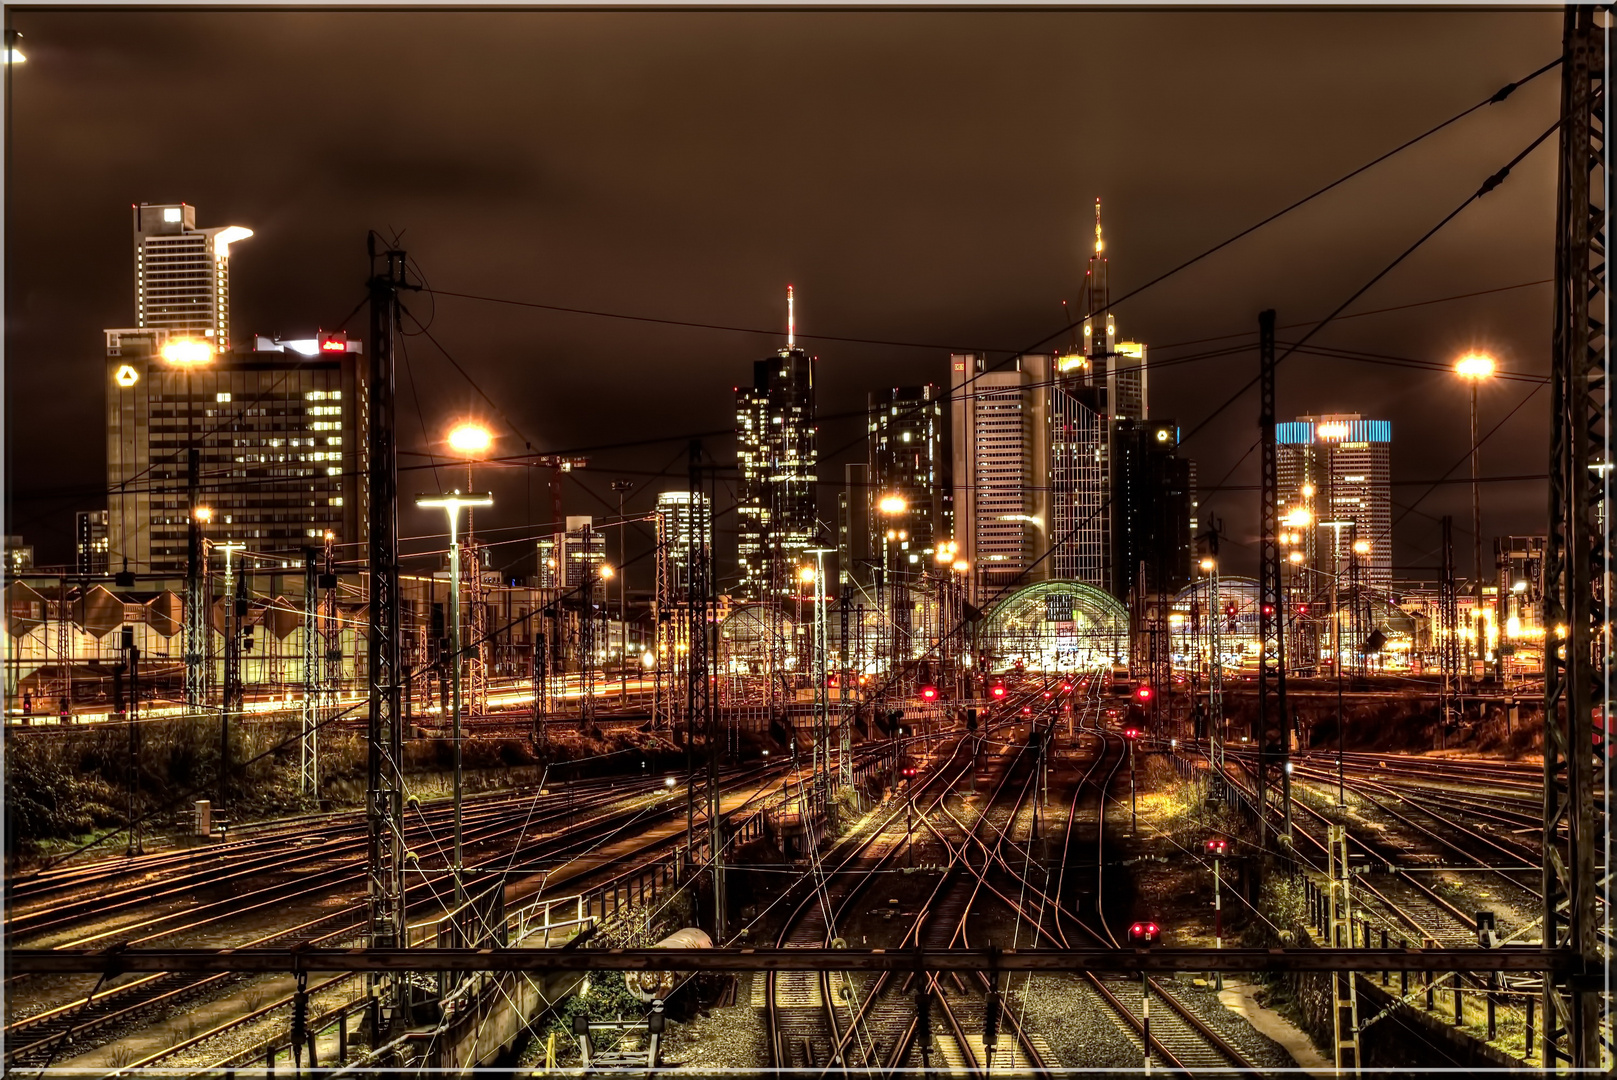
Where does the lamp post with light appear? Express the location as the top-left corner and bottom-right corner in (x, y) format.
(162, 337), (216, 710)
(446, 424), (493, 716)
(1455, 353), (1495, 684)
(415, 489), (493, 903)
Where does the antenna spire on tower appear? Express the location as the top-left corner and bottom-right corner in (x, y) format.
(787, 284), (795, 348)
(1094, 197), (1104, 253)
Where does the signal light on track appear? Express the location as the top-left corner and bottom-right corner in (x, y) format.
(1022, 706), (1032, 716)
(920, 685), (938, 702)
(1123, 727), (1139, 740)
(1128, 921), (1160, 946)
(1134, 685), (1153, 703)
(992, 684), (1007, 698)
(1205, 838), (1228, 857)
(902, 767), (917, 777)
(1061, 684), (1072, 693)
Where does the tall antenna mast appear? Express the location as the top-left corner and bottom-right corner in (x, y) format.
(787, 284), (795, 349)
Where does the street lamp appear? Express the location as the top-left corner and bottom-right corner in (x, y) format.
(1455, 353), (1495, 683)
(415, 488), (493, 902)
(164, 339), (216, 712)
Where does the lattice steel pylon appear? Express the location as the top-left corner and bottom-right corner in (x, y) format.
(1542, 8), (1610, 1071)
(184, 448), (209, 711)
(320, 534), (340, 727)
(365, 239), (412, 1037)
(652, 511), (681, 730)
(1439, 516), (1460, 738)
(1256, 310), (1292, 845)
(466, 539), (488, 716)
(301, 549), (320, 796)
(1326, 824), (1361, 1073)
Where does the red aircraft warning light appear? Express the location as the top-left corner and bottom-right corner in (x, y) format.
(1127, 921), (1161, 946)
(992, 684), (1007, 699)
(920, 685), (938, 702)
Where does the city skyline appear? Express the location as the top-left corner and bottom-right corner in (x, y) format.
(5, 8), (1560, 589)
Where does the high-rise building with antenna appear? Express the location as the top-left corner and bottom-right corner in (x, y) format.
(952, 199), (1180, 602)
(734, 286), (819, 599)
(132, 203), (253, 350)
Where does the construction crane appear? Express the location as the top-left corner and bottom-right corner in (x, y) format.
(529, 453), (588, 531)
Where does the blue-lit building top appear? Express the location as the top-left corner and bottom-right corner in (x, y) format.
(1277, 419), (1392, 445)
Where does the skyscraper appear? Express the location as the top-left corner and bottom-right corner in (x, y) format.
(105, 329), (367, 574)
(657, 489), (712, 592)
(75, 511), (110, 576)
(133, 203), (253, 350)
(1110, 420), (1194, 596)
(734, 289), (819, 599)
(867, 385), (948, 574)
(950, 352), (1037, 601)
(1277, 414), (1393, 589)
(952, 201), (1160, 602)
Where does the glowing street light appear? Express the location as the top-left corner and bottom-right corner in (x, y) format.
(598, 563), (615, 580)
(1455, 353), (1496, 380)
(193, 505), (214, 523)
(1199, 558), (1215, 572)
(1352, 539), (1371, 556)
(1456, 352), (1496, 681)
(952, 559), (969, 573)
(447, 422), (494, 457)
(878, 494), (907, 515)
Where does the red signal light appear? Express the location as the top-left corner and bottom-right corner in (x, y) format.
(1123, 727), (1139, 740)
(1206, 838), (1228, 856)
(1127, 921), (1160, 945)
(1021, 706), (1032, 716)
(1061, 684), (1072, 693)
(992, 685), (1007, 698)
(1135, 685), (1153, 703)
(920, 685), (938, 702)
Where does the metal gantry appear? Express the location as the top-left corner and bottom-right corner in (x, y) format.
(1256, 309), (1291, 844)
(365, 240), (412, 1037)
(1542, 7), (1610, 1070)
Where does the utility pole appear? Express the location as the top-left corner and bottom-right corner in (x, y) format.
(218, 542), (246, 821)
(1541, 8), (1606, 1069)
(1201, 518), (1224, 794)
(122, 627), (142, 856)
(184, 448), (208, 711)
(301, 549), (321, 796)
(1439, 516), (1459, 749)
(612, 480), (633, 705)
(365, 237), (414, 1041)
(1256, 309), (1291, 846)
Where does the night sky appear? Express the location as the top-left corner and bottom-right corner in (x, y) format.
(3, 7), (1563, 589)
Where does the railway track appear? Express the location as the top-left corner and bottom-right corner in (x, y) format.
(2, 760), (810, 1069)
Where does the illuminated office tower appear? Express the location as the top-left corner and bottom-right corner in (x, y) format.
(105, 329), (366, 574)
(133, 203), (253, 350)
(657, 489), (712, 592)
(1277, 414), (1393, 589)
(76, 511), (110, 576)
(951, 352), (1040, 602)
(734, 289), (818, 599)
(868, 385), (948, 575)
